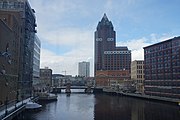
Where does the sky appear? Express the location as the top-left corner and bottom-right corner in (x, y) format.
(28, 0), (180, 76)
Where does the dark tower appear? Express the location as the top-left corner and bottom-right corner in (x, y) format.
(94, 14), (131, 86)
(94, 13), (116, 74)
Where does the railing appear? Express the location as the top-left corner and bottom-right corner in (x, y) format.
(0, 97), (33, 120)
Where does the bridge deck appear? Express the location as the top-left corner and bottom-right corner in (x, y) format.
(54, 86), (94, 89)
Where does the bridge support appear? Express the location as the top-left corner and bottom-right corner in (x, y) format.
(65, 83), (71, 93)
(85, 86), (92, 93)
(52, 87), (61, 93)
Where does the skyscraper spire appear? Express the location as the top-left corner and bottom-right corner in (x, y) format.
(97, 13), (113, 29)
(101, 13), (109, 22)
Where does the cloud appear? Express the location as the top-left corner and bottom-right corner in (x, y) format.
(29, 0), (179, 77)
(117, 33), (176, 61)
(41, 28), (93, 48)
(40, 46), (94, 76)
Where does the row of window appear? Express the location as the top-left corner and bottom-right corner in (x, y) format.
(137, 65), (143, 69)
(0, 1), (24, 9)
(145, 74), (180, 80)
(145, 87), (180, 94)
(137, 70), (144, 74)
(145, 81), (180, 86)
(137, 75), (144, 79)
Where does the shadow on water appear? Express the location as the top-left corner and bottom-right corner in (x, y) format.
(94, 94), (180, 120)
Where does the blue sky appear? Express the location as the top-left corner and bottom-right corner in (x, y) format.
(29, 0), (180, 76)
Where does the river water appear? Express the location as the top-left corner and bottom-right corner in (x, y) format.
(16, 90), (180, 120)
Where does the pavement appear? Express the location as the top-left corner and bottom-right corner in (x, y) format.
(0, 97), (32, 120)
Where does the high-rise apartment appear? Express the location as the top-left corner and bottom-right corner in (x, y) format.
(94, 14), (131, 86)
(0, 0), (37, 98)
(144, 36), (180, 98)
(78, 61), (90, 77)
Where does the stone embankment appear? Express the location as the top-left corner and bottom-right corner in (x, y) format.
(103, 88), (180, 105)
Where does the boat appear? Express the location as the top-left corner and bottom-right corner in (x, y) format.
(25, 101), (42, 110)
(38, 92), (58, 101)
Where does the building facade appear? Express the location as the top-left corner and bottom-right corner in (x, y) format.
(78, 61), (90, 77)
(94, 14), (131, 86)
(131, 60), (144, 93)
(32, 35), (41, 88)
(0, 0), (37, 98)
(52, 74), (65, 87)
(0, 18), (20, 105)
(40, 67), (53, 87)
(144, 36), (180, 98)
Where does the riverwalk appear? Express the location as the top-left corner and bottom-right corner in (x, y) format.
(0, 97), (34, 120)
(103, 88), (180, 105)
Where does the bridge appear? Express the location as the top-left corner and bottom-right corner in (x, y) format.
(55, 86), (93, 89)
(52, 86), (97, 93)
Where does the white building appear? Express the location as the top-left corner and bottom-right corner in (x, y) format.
(78, 61), (90, 77)
(131, 60), (144, 93)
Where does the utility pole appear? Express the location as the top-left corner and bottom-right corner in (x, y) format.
(62, 70), (67, 76)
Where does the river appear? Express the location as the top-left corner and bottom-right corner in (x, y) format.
(15, 90), (180, 120)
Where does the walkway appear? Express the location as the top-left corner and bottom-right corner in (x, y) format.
(103, 88), (180, 105)
(0, 97), (32, 120)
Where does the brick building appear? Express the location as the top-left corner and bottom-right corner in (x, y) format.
(0, 16), (20, 105)
(0, 0), (37, 98)
(144, 36), (180, 98)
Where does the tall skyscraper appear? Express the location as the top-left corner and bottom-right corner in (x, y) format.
(0, 0), (37, 98)
(78, 61), (90, 77)
(144, 36), (180, 98)
(94, 14), (131, 86)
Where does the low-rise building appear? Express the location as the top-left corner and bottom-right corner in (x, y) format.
(40, 67), (52, 88)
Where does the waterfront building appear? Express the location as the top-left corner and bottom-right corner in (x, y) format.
(0, 18), (20, 105)
(52, 74), (65, 87)
(0, 0), (37, 98)
(32, 35), (41, 92)
(144, 36), (180, 98)
(40, 67), (53, 88)
(94, 13), (131, 86)
(78, 61), (90, 77)
(131, 60), (144, 93)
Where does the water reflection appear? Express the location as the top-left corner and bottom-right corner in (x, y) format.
(94, 94), (180, 120)
(15, 92), (180, 120)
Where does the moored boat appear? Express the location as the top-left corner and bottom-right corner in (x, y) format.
(38, 92), (58, 101)
(25, 101), (42, 110)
